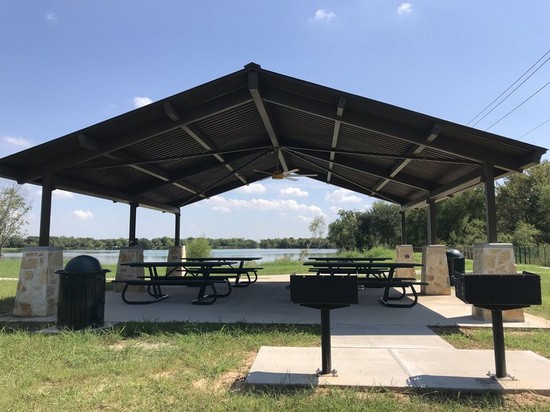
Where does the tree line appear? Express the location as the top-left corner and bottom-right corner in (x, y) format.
(327, 160), (550, 250)
(3, 235), (335, 251)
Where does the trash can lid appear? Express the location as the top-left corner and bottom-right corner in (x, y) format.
(446, 249), (464, 258)
(64, 255), (103, 272)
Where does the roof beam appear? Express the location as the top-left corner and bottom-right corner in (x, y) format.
(248, 71), (289, 172)
(285, 145), (478, 165)
(50, 175), (180, 213)
(17, 89), (253, 183)
(182, 124), (247, 184)
(104, 152), (171, 182)
(261, 87), (526, 172)
(373, 123), (441, 192)
(285, 150), (403, 204)
(327, 96), (346, 183)
(180, 149), (271, 206)
(285, 148), (433, 192)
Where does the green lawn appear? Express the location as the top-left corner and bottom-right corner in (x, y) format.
(1, 322), (547, 412)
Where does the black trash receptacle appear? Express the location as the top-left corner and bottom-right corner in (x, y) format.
(446, 249), (465, 286)
(56, 255), (110, 330)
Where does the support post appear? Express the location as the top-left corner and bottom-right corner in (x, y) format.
(39, 175), (54, 247)
(427, 199), (437, 245)
(175, 212), (181, 246)
(400, 211), (407, 245)
(483, 163), (498, 243)
(129, 202), (138, 245)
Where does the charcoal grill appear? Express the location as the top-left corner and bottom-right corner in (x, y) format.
(453, 271), (542, 378)
(290, 275), (358, 376)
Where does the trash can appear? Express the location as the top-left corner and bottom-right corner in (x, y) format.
(56, 255), (110, 329)
(446, 249), (465, 286)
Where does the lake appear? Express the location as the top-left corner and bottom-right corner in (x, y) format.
(2, 248), (339, 264)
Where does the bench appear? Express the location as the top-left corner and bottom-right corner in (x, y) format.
(358, 277), (428, 308)
(111, 276), (232, 305)
(308, 267), (387, 277)
(185, 267), (263, 287)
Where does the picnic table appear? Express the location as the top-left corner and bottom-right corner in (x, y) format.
(304, 261), (426, 308)
(307, 257), (392, 263)
(114, 260), (238, 305)
(181, 257), (262, 287)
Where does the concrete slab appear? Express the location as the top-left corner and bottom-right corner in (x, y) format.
(395, 348), (550, 394)
(246, 346), (550, 393)
(246, 346), (411, 388)
(331, 325), (455, 349)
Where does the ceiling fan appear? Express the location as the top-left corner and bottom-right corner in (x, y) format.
(255, 168), (317, 181)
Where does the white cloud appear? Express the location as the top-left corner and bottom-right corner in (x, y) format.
(53, 190), (74, 199)
(72, 210), (93, 220)
(206, 195), (322, 215)
(279, 187), (308, 197)
(397, 3), (413, 15)
(313, 9), (336, 22)
(3, 136), (32, 148)
(237, 183), (266, 194)
(45, 12), (58, 22)
(133, 96), (153, 108)
(325, 188), (362, 204)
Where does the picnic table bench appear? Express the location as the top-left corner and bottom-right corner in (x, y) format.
(114, 260), (240, 305)
(112, 275), (232, 305)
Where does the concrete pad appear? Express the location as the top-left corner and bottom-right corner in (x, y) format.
(247, 346), (550, 393)
(246, 346), (411, 388)
(331, 325), (455, 349)
(394, 348), (550, 394)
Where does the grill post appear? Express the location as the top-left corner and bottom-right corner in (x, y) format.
(491, 309), (507, 378)
(320, 308), (332, 375)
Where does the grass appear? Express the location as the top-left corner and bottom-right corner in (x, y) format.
(1, 322), (547, 412)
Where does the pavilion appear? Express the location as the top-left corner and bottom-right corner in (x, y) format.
(0, 63), (546, 317)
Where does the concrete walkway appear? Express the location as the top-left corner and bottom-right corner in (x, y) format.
(3, 274), (550, 393)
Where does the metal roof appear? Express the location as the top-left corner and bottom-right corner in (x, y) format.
(0, 63), (546, 214)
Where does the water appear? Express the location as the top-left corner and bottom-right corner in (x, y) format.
(2, 248), (339, 265)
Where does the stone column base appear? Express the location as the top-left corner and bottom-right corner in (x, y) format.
(421, 245), (451, 295)
(165, 245), (187, 276)
(472, 243), (523, 322)
(472, 306), (525, 322)
(13, 247), (63, 317)
(115, 247), (144, 292)
(395, 245), (415, 278)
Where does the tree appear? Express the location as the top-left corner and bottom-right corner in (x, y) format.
(327, 210), (360, 250)
(497, 161), (550, 244)
(185, 237), (212, 258)
(300, 215), (327, 260)
(0, 185), (32, 258)
(369, 201), (401, 247)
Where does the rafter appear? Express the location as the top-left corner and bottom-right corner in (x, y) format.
(373, 123), (441, 192)
(327, 96), (346, 183)
(248, 71), (289, 172)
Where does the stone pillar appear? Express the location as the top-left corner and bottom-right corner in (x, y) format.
(13, 247), (63, 317)
(395, 245), (416, 278)
(472, 243), (524, 322)
(165, 245), (187, 276)
(421, 245), (451, 295)
(114, 247), (144, 292)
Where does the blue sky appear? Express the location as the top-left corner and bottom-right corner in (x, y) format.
(1, 1), (549, 241)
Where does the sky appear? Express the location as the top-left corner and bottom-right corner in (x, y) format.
(1, 1), (549, 241)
